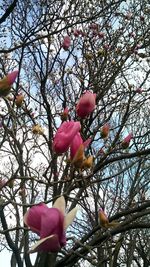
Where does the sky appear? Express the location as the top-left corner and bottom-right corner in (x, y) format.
(0, 250), (37, 266)
(0, 250), (12, 266)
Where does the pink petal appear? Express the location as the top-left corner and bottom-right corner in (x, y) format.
(40, 208), (64, 239)
(53, 121), (81, 154)
(70, 134), (91, 160)
(7, 70), (18, 85)
(24, 203), (48, 235)
(70, 132), (83, 159)
(83, 138), (91, 148)
(124, 133), (133, 143)
(40, 208), (66, 250)
(35, 235), (61, 252)
(62, 36), (71, 50)
(29, 235), (60, 253)
(76, 91), (96, 118)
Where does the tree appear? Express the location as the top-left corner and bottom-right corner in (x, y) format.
(0, 0), (150, 266)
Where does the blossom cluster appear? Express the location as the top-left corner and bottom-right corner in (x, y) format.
(53, 91), (96, 169)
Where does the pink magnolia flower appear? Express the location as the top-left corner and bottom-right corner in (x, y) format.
(53, 121), (81, 154)
(62, 36), (71, 50)
(70, 132), (91, 159)
(101, 123), (110, 138)
(7, 71), (19, 85)
(121, 133), (133, 149)
(24, 196), (78, 253)
(0, 70), (18, 97)
(70, 132), (91, 169)
(76, 91), (96, 118)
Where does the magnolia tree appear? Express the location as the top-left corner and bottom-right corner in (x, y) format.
(0, 0), (150, 266)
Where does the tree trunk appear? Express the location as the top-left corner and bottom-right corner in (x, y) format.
(34, 252), (57, 267)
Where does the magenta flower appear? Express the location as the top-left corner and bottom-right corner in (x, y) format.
(121, 133), (133, 149)
(7, 70), (19, 85)
(76, 91), (96, 118)
(62, 36), (71, 50)
(24, 196), (78, 253)
(0, 70), (18, 97)
(70, 132), (83, 160)
(53, 121), (81, 154)
(70, 132), (91, 160)
(70, 132), (91, 169)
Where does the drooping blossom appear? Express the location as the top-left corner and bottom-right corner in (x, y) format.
(24, 196), (78, 253)
(101, 123), (110, 138)
(62, 36), (71, 50)
(99, 209), (119, 228)
(121, 133), (133, 149)
(32, 124), (44, 135)
(76, 91), (96, 118)
(0, 70), (18, 97)
(53, 121), (81, 154)
(15, 94), (24, 107)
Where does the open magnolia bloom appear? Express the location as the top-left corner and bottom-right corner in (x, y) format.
(99, 209), (119, 228)
(24, 196), (78, 253)
(0, 70), (18, 97)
